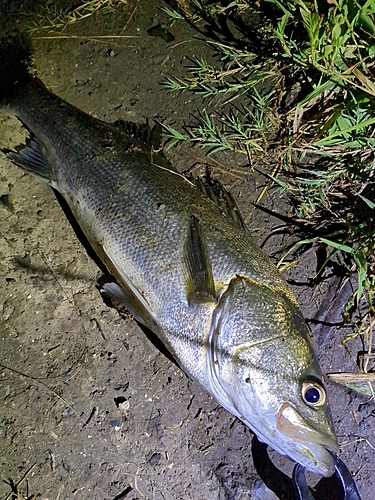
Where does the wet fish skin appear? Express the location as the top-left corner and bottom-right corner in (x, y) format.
(0, 37), (337, 476)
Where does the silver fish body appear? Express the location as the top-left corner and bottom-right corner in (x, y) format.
(0, 40), (337, 476)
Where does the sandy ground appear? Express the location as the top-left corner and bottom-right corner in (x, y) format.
(0, 1), (374, 499)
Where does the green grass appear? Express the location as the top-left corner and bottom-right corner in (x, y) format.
(162, 0), (375, 377)
(16, 0), (127, 34)
(162, 93), (272, 154)
(272, 0), (375, 95)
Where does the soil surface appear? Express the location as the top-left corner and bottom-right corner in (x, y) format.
(0, 2), (373, 499)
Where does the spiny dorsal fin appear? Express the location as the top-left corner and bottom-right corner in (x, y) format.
(113, 119), (178, 172)
(193, 171), (249, 234)
(113, 119), (161, 149)
(183, 215), (216, 307)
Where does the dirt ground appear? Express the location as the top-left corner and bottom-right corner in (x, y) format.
(0, 1), (374, 499)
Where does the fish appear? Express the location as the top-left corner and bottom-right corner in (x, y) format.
(0, 36), (337, 477)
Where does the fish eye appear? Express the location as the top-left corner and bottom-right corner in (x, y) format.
(301, 381), (326, 407)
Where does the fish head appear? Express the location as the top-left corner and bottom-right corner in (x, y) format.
(207, 275), (338, 477)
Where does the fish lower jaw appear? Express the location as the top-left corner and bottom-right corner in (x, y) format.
(296, 443), (336, 477)
(252, 429), (335, 477)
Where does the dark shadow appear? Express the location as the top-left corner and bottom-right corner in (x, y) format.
(252, 436), (295, 500)
(137, 322), (180, 367)
(252, 436), (348, 500)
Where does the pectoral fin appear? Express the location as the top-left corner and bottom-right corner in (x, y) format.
(183, 215), (216, 307)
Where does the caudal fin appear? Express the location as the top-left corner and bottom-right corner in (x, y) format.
(0, 34), (32, 106)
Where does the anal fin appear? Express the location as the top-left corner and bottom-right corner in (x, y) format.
(100, 281), (156, 330)
(98, 243), (159, 334)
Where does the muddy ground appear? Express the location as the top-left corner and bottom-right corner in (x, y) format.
(0, 1), (374, 499)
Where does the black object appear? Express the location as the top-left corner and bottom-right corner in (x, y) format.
(292, 452), (362, 500)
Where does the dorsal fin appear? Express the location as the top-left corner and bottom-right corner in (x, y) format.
(193, 170), (249, 233)
(113, 119), (161, 149)
(113, 119), (178, 173)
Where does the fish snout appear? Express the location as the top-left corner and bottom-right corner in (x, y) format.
(276, 402), (338, 477)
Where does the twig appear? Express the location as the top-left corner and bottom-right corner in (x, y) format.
(3, 463), (37, 500)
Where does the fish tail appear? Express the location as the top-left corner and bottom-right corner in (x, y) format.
(0, 33), (33, 108)
(0, 34), (56, 182)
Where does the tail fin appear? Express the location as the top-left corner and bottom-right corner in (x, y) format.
(0, 34), (32, 106)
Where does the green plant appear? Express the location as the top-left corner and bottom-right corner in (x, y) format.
(270, 0), (375, 94)
(162, 88), (276, 154)
(161, 0), (375, 366)
(18, 0), (127, 33)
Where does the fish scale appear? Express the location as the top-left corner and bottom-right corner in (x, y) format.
(0, 36), (338, 479)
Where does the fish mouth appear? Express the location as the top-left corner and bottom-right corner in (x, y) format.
(276, 402), (338, 477)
